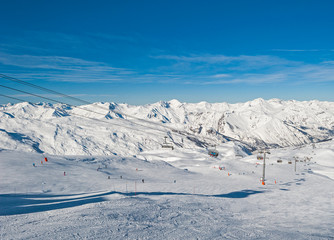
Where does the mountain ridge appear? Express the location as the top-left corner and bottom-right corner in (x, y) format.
(1, 98), (333, 156)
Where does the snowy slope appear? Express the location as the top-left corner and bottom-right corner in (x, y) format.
(0, 140), (333, 239)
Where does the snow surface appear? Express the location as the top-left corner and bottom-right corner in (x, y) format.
(1, 141), (334, 239)
(1, 99), (334, 239)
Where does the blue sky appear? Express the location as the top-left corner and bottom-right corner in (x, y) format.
(1, 0), (334, 105)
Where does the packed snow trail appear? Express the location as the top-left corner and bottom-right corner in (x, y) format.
(1, 140), (334, 239)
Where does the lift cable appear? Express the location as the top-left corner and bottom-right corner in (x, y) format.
(0, 84), (180, 136)
(0, 74), (251, 147)
(0, 93), (28, 103)
(0, 84), (211, 146)
(0, 74), (206, 139)
(0, 93), (165, 136)
(0, 83), (118, 117)
(0, 94), (166, 154)
(0, 74), (92, 106)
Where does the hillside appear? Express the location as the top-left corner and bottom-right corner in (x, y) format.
(0, 98), (334, 156)
(1, 139), (333, 239)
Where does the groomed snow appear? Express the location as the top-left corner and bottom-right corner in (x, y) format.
(1, 140), (333, 239)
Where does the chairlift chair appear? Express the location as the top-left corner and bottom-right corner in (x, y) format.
(208, 145), (219, 157)
(209, 150), (219, 157)
(161, 136), (174, 150)
(257, 153), (264, 160)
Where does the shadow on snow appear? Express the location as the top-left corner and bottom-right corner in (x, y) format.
(0, 189), (264, 216)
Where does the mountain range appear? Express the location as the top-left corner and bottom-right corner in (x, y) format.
(1, 98), (333, 156)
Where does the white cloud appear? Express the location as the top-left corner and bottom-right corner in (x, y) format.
(210, 74), (231, 78)
(272, 49), (321, 52)
(153, 54), (298, 74)
(151, 53), (334, 85)
(154, 54), (294, 65)
(1, 50), (334, 86)
(0, 52), (122, 71)
(0, 52), (136, 83)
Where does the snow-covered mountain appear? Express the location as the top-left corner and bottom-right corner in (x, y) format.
(1, 98), (334, 156)
(1, 99), (334, 239)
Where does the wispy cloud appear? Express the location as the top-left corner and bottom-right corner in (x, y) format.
(200, 73), (287, 85)
(87, 32), (139, 43)
(210, 74), (231, 78)
(1, 29), (334, 88)
(151, 53), (334, 85)
(0, 30), (155, 84)
(0, 52), (121, 71)
(154, 54), (293, 65)
(1, 49), (334, 86)
(0, 31), (85, 55)
(272, 49), (321, 52)
(0, 52), (136, 83)
(153, 54), (297, 73)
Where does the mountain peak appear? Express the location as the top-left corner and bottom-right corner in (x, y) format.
(168, 99), (182, 107)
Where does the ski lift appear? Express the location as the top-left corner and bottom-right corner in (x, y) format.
(208, 145), (219, 157)
(161, 136), (174, 150)
(257, 152), (264, 160)
(209, 151), (219, 157)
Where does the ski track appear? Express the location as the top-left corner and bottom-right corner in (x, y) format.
(1, 143), (334, 239)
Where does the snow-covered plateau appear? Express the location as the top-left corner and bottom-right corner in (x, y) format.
(0, 98), (333, 239)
